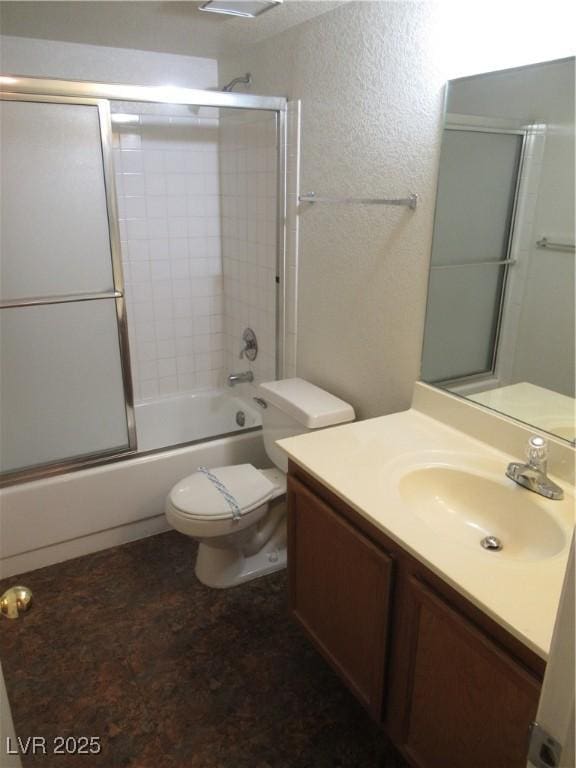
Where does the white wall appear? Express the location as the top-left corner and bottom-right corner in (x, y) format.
(0, 35), (217, 87)
(220, 2), (443, 418)
(431, 0), (576, 79)
(513, 85), (575, 396)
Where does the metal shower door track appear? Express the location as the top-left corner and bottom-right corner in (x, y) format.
(0, 74), (287, 112)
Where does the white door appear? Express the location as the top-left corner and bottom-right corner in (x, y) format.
(528, 535), (575, 768)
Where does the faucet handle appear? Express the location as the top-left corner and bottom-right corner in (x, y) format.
(527, 435), (547, 469)
(239, 328), (258, 362)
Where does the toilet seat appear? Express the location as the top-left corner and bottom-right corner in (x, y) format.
(168, 464), (282, 521)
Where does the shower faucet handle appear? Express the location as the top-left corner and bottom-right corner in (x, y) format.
(239, 328), (258, 361)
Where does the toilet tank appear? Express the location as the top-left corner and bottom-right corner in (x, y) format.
(257, 378), (355, 472)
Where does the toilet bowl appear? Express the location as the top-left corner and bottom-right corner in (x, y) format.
(165, 378), (355, 588)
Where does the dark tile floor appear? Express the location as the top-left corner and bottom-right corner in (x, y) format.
(0, 532), (400, 768)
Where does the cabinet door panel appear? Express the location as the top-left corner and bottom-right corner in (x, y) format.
(287, 476), (393, 718)
(402, 578), (540, 768)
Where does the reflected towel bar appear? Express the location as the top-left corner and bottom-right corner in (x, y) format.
(299, 192), (418, 210)
(536, 237), (575, 253)
(431, 259), (516, 270)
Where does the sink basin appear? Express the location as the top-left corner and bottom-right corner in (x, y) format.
(399, 466), (569, 561)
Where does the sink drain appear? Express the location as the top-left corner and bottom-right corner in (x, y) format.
(481, 535), (503, 552)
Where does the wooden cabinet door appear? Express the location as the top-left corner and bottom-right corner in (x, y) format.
(398, 578), (541, 768)
(287, 476), (394, 719)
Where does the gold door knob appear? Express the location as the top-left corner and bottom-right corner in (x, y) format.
(0, 586), (33, 619)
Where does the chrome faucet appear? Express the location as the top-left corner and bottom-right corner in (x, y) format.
(506, 436), (564, 500)
(226, 371), (254, 387)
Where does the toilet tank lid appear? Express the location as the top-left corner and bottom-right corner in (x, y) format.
(258, 378), (355, 429)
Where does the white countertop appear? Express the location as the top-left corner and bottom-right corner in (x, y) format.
(469, 383), (576, 443)
(278, 408), (575, 660)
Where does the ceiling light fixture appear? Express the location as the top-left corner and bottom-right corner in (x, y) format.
(198, 1), (282, 19)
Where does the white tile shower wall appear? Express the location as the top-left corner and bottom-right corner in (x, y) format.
(113, 108), (225, 401)
(219, 111), (278, 385)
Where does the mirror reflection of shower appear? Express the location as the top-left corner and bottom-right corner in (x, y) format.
(420, 57), (575, 445)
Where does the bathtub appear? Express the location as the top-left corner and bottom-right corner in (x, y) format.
(0, 391), (266, 578)
(135, 389), (261, 452)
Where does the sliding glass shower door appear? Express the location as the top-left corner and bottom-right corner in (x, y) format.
(0, 96), (135, 481)
(421, 127), (524, 384)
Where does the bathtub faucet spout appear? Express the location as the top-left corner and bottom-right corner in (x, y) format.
(227, 371), (254, 387)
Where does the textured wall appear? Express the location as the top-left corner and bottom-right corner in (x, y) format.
(219, 1), (444, 418)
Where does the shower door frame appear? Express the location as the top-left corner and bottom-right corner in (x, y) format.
(0, 75), (288, 487)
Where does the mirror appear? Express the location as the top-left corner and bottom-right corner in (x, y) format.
(422, 57), (575, 445)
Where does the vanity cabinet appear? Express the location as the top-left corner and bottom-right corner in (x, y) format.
(392, 577), (542, 768)
(287, 463), (544, 768)
(288, 476), (393, 718)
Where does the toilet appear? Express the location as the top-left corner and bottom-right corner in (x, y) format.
(165, 378), (355, 588)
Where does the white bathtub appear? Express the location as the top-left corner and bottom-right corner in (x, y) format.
(135, 389), (261, 452)
(0, 391), (267, 578)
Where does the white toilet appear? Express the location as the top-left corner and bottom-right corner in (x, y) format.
(165, 378), (355, 588)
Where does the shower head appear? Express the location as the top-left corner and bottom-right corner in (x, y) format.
(186, 73), (252, 115)
(199, 1), (281, 18)
(221, 73), (252, 92)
